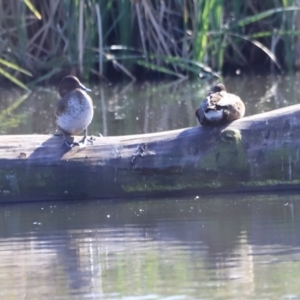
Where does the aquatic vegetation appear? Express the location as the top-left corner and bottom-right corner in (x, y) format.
(0, 0), (300, 85)
(0, 92), (31, 133)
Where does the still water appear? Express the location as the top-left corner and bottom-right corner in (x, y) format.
(0, 73), (300, 136)
(1, 74), (300, 299)
(1, 193), (300, 299)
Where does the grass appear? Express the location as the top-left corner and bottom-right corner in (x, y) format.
(0, 0), (300, 88)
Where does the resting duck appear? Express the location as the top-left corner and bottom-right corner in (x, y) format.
(195, 83), (245, 126)
(55, 75), (94, 148)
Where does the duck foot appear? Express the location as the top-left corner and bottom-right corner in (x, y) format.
(59, 135), (76, 148)
(60, 130), (96, 149)
(61, 137), (92, 149)
(54, 132), (63, 137)
(63, 139), (77, 148)
(71, 136), (94, 148)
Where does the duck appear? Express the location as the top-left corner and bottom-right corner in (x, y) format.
(195, 83), (245, 126)
(55, 75), (94, 148)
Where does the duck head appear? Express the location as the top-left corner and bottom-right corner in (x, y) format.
(58, 75), (91, 97)
(209, 83), (226, 94)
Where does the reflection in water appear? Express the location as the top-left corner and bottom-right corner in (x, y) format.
(1, 193), (300, 299)
(0, 74), (300, 136)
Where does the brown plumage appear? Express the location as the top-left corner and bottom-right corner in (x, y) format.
(55, 75), (94, 148)
(195, 83), (245, 126)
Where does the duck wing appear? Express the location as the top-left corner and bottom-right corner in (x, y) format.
(204, 92), (224, 111)
(55, 98), (67, 118)
(215, 93), (245, 121)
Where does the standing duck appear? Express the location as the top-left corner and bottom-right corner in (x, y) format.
(195, 83), (245, 126)
(55, 75), (94, 148)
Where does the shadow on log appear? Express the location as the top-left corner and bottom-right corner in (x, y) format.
(1, 104), (300, 202)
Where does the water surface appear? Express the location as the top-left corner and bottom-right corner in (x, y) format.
(0, 74), (299, 136)
(1, 193), (300, 299)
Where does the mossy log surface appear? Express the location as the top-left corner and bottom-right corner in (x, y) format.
(1, 104), (300, 202)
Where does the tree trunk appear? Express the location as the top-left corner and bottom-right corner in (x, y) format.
(1, 104), (300, 202)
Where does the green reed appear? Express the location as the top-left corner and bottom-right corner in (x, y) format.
(0, 0), (300, 88)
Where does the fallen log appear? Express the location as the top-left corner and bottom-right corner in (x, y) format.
(1, 104), (300, 202)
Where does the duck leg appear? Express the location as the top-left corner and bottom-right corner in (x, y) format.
(54, 128), (76, 148)
(75, 128), (94, 148)
(58, 129), (94, 149)
(62, 134), (77, 148)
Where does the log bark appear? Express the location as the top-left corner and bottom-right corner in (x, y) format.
(1, 104), (300, 202)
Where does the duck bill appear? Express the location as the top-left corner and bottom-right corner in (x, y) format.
(79, 82), (91, 92)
